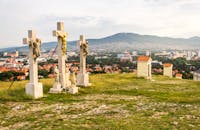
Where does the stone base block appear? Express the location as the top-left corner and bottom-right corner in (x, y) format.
(49, 82), (62, 93)
(68, 86), (78, 94)
(25, 82), (43, 99)
(77, 73), (91, 87)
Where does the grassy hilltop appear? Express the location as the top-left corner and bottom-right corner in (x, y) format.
(0, 73), (200, 130)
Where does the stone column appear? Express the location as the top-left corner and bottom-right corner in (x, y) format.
(77, 35), (91, 87)
(23, 30), (43, 99)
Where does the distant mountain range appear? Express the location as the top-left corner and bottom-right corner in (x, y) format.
(1, 33), (200, 52)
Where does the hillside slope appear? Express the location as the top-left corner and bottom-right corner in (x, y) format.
(0, 74), (200, 129)
(1, 33), (200, 52)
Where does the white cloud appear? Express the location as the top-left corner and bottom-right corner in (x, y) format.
(1, 0), (200, 47)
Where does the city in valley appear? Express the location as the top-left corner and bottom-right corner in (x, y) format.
(1, 48), (200, 81)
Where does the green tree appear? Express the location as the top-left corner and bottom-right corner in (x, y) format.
(38, 69), (49, 78)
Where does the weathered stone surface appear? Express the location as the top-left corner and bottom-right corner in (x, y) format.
(49, 83), (62, 93)
(49, 66), (63, 93)
(26, 83), (43, 98)
(77, 73), (91, 87)
(68, 72), (78, 94)
(65, 65), (71, 87)
(68, 86), (78, 94)
(52, 22), (69, 89)
(77, 35), (91, 87)
(23, 30), (43, 99)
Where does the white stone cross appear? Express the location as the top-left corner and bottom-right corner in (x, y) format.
(77, 35), (91, 87)
(52, 22), (69, 89)
(23, 30), (43, 99)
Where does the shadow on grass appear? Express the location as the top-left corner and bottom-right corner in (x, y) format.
(0, 88), (32, 103)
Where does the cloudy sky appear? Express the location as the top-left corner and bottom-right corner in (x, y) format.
(1, 0), (200, 47)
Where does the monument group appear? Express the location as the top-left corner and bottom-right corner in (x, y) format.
(23, 22), (174, 99)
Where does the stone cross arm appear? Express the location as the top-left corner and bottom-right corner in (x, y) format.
(53, 30), (68, 38)
(23, 30), (41, 45)
(23, 38), (30, 45)
(52, 22), (68, 37)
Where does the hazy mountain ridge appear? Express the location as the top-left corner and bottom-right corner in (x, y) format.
(1, 33), (200, 52)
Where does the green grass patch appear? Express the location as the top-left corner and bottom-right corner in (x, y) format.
(0, 73), (200, 129)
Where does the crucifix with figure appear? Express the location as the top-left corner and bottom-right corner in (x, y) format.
(23, 30), (43, 99)
(77, 35), (91, 87)
(51, 22), (71, 91)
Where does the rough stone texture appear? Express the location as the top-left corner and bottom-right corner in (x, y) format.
(23, 30), (43, 99)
